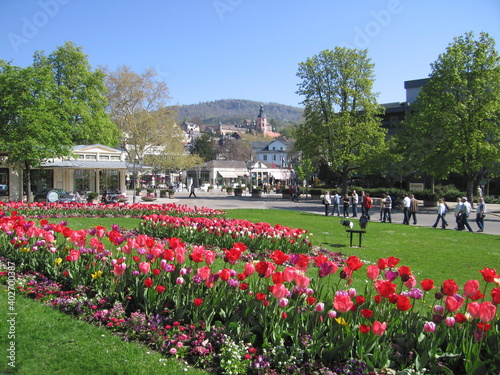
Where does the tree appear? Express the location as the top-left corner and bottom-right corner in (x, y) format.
(105, 65), (181, 171)
(33, 41), (119, 146)
(295, 47), (387, 194)
(397, 32), (500, 200)
(189, 133), (217, 162)
(0, 61), (74, 201)
(216, 137), (252, 161)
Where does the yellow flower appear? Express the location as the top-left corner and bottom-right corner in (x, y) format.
(335, 317), (348, 326)
(91, 270), (103, 280)
(54, 258), (63, 265)
(21, 247), (30, 253)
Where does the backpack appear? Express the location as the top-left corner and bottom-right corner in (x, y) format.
(365, 197), (372, 209)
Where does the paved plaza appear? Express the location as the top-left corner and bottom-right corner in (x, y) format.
(128, 189), (500, 236)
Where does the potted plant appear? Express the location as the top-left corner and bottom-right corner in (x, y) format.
(167, 189), (175, 199)
(86, 192), (98, 204)
(251, 187), (262, 198)
(281, 188), (290, 199)
(135, 187), (142, 196)
(310, 189), (323, 200)
(116, 193), (128, 202)
(159, 189), (167, 198)
(225, 186), (234, 195)
(234, 187), (243, 196)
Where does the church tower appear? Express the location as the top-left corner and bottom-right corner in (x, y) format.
(256, 104), (269, 135)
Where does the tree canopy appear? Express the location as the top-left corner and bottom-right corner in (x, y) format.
(396, 32), (500, 199)
(295, 47), (387, 194)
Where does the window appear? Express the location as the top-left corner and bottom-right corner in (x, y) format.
(85, 155), (96, 160)
(99, 170), (120, 193)
(74, 170), (96, 194)
(0, 168), (8, 196)
(263, 155), (267, 161)
(26, 169), (53, 195)
(110, 156), (121, 161)
(99, 155), (110, 160)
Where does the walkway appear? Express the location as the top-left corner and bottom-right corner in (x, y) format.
(128, 189), (500, 236)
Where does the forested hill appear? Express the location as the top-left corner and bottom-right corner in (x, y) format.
(173, 99), (304, 127)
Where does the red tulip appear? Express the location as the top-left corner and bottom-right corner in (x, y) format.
(479, 267), (498, 283)
(346, 255), (363, 271)
(396, 295), (412, 311)
(271, 250), (289, 265)
(420, 279), (435, 291)
(360, 324), (371, 334)
(366, 265), (380, 280)
(441, 279), (459, 296)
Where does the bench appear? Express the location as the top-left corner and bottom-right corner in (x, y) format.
(345, 229), (366, 247)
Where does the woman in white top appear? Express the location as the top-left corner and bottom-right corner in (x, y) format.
(323, 191), (332, 216)
(432, 198), (448, 229)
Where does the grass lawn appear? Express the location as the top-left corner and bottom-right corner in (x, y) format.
(0, 288), (209, 375)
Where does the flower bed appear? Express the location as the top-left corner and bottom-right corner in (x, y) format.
(0, 204), (498, 374)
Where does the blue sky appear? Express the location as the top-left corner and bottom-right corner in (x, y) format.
(1, 0), (499, 108)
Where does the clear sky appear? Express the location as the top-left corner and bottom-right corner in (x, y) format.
(1, 0), (499, 108)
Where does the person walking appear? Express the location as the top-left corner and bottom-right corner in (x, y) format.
(459, 197), (473, 232)
(379, 196), (385, 221)
(333, 191), (341, 216)
(432, 198), (448, 229)
(323, 191), (332, 216)
(382, 193), (392, 223)
(409, 194), (419, 225)
(475, 197), (486, 232)
(343, 194), (350, 217)
(362, 192), (372, 220)
(351, 190), (359, 217)
(454, 197), (463, 230)
(189, 184), (197, 198)
(402, 193), (411, 225)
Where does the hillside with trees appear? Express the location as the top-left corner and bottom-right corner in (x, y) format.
(172, 99), (304, 130)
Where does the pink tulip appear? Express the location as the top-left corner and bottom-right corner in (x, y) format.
(445, 317), (456, 327)
(315, 302), (325, 312)
(270, 284), (288, 299)
(404, 274), (417, 288)
(111, 263), (126, 276)
(244, 262), (255, 276)
(366, 265), (380, 280)
(328, 310), (337, 319)
(176, 277), (184, 285)
(279, 298), (289, 307)
(333, 294), (353, 313)
(283, 267), (297, 282)
(138, 262), (150, 275)
(424, 321), (436, 333)
(372, 321), (387, 336)
(463, 280), (480, 298)
(295, 274), (310, 288)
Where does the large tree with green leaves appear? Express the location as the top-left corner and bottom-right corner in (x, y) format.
(34, 41), (119, 145)
(0, 42), (117, 201)
(295, 47), (387, 194)
(397, 32), (500, 200)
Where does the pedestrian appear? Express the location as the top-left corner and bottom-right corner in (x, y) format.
(351, 190), (359, 217)
(475, 197), (486, 232)
(189, 184), (197, 198)
(323, 191), (332, 216)
(382, 192), (392, 223)
(343, 194), (350, 217)
(333, 191), (341, 216)
(379, 196), (385, 221)
(454, 197), (463, 230)
(459, 197), (473, 232)
(409, 194), (419, 224)
(362, 192), (372, 220)
(290, 185), (295, 200)
(432, 198), (448, 229)
(402, 193), (411, 225)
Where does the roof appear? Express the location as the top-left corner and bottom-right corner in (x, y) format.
(40, 160), (148, 170)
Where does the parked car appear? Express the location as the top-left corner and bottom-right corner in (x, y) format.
(34, 189), (77, 203)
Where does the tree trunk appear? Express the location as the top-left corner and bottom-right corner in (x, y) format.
(25, 161), (32, 203)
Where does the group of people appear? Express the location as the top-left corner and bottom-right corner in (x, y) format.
(323, 191), (489, 233)
(445, 196), (487, 232)
(322, 190), (373, 219)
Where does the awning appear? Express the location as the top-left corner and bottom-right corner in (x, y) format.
(269, 170), (291, 180)
(218, 171), (238, 178)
